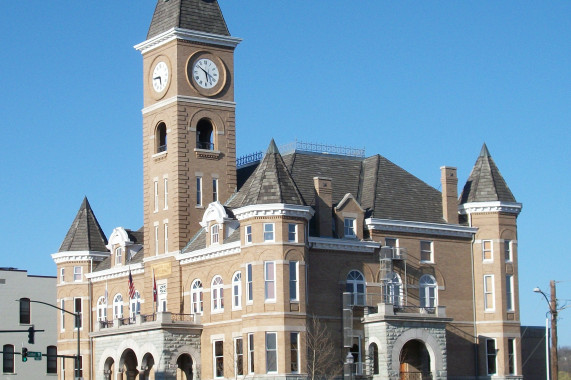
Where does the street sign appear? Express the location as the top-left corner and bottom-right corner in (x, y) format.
(27, 351), (41, 359)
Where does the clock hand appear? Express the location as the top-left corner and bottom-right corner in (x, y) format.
(153, 76), (162, 85)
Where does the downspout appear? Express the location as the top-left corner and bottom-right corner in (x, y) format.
(468, 212), (479, 378)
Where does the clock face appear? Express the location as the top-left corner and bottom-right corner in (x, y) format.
(152, 61), (169, 93)
(192, 58), (219, 89)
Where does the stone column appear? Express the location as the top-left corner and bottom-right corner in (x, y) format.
(126, 370), (139, 380)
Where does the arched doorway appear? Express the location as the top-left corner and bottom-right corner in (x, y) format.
(119, 349), (139, 380)
(141, 353), (155, 380)
(399, 340), (431, 380)
(103, 357), (114, 380)
(176, 353), (193, 380)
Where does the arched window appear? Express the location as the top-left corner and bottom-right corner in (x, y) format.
(115, 247), (122, 265)
(211, 275), (224, 312)
(156, 122), (167, 153)
(196, 119), (214, 150)
(346, 270), (365, 306)
(113, 294), (123, 319)
(232, 271), (242, 310)
(368, 343), (379, 375)
(384, 272), (403, 308)
(19, 297), (31, 324)
(191, 280), (203, 314)
(97, 296), (107, 322)
(419, 275), (437, 309)
(130, 291), (141, 320)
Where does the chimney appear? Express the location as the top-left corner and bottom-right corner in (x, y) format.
(440, 166), (458, 224)
(313, 177), (333, 237)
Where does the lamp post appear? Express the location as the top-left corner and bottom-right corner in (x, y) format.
(534, 281), (558, 380)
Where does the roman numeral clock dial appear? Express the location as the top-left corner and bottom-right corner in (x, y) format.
(186, 53), (226, 96)
(193, 58), (219, 89)
(152, 61), (169, 93)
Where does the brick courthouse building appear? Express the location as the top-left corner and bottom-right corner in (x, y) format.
(52, 1), (531, 379)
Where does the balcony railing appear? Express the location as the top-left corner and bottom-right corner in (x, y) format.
(97, 312), (201, 331)
(380, 246), (408, 260)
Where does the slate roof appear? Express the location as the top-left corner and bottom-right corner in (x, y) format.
(229, 140), (305, 208)
(459, 144), (516, 204)
(147, 0), (230, 39)
(58, 197), (108, 253)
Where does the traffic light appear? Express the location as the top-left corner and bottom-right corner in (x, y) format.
(27, 326), (34, 344)
(22, 347), (28, 362)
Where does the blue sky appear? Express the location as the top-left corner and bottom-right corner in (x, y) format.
(1, 1), (569, 346)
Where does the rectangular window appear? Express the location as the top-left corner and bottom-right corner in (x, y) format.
(420, 241), (433, 263)
(213, 178), (219, 202)
(73, 266), (82, 282)
(288, 223), (297, 242)
(263, 223), (274, 242)
(115, 247), (122, 265)
(506, 275), (514, 311)
(246, 264), (253, 303)
(60, 300), (65, 330)
(164, 178), (168, 209)
(385, 237), (398, 247)
(245, 225), (252, 244)
(211, 224), (220, 244)
(486, 339), (497, 375)
(484, 275), (495, 311)
(289, 261), (298, 301)
(290, 332), (299, 373)
(155, 225), (159, 256)
(164, 223), (169, 253)
(344, 218), (356, 237)
(265, 262), (276, 301)
(158, 282), (167, 312)
(154, 180), (159, 212)
(235, 337), (244, 377)
(505, 240), (512, 262)
(508, 338), (516, 375)
(60, 268), (65, 283)
(3, 344), (14, 373)
(248, 333), (255, 374)
(19, 298), (30, 324)
(483, 240), (493, 261)
(74, 297), (82, 329)
(47, 346), (57, 374)
(214, 340), (224, 378)
(266, 332), (277, 373)
(196, 176), (202, 206)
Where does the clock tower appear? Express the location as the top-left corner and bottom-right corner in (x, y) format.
(135, 0), (241, 257)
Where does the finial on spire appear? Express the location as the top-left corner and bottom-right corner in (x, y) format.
(479, 143), (491, 158)
(266, 139), (280, 154)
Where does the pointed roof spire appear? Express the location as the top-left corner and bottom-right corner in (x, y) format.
(459, 144), (516, 204)
(230, 140), (305, 207)
(58, 197), (108, 253)
(147, 0), (230, 39)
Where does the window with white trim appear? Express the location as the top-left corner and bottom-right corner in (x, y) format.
(74, 266), (82, 282)
(344, 218), (356, 238)
(154, 180), (159, 212)
(212, 275), (224, 312)
(384, 272), (403, 308)
(235, 337), (244, 377)
(154, 225), (159, 256)
(265, 332), (277, 373)
(158, 282), (167, 312)
(115, 247), (122, 265)
(289, 261), (299, 301)
(506, 275), (514, 311)
(263, 223), (274, 242)
(60, 268), (65, 283)
(214, 340), (224, 378)
(2, 344), (14, 373)
(245, 225), (252, 244)
(504, 240), (512, 262)
(60, 299), (65, 330)
(97, 296), (107, 322)
(213, 178), (219, 202)
(164, 223), (169, 253)
(346, 270), (365, 306)
(196, 176), (202, 206)
(484, 275), (495, 311)
(486, 339), (497, 375)
(233, 271), (242, 310)
(385, 237), (398, 248)
(130, 291), (141, 320)
(420, 241), (433, 263)
(483, 240), (493, 261)
(246, 264), (253, 303)
(264, 262), (276, 301)
(248, 333), (255, 374)
(508, 338), (516, 375)
(290, 332), (300, 373)
(74, 297), (82, 329)
(419, 274), (437, 308)
(164, 177), (169, 209)
(113, 294), (123, 319)
(288, 223), (297, 242)
(191, 280), (203, 314)
(211, 224), (220, 244)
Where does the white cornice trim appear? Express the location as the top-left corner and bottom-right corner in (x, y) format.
(459, 201), (523, 216)
(233, 204), (315, 221)
(51, 251), (109, 264)
(177, 241), (241, 265)
(365, 218), (478, 238)
(134, 28), (242, 54)
(85, 263), (144, 282)
(142, 95), (236, 115)
(308, 237), (380, 253)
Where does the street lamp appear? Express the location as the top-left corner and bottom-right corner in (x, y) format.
(534, 281), (558, 380)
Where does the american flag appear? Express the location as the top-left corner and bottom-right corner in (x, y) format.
(128, 269), (136, 299)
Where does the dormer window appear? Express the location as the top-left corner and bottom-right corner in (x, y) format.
(196, 119), (214, 150)
(156, 122), (167, 153)
(211, 224), (220, 244)
(115, 247), (122, 265)
(344, 218), (356, 238)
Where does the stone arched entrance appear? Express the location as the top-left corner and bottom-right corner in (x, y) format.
(176, 353), (193, 380)
(119, 349), (139, 380)
(141, 353), (155, 380)
(399, 340), (431, 379)
(103, 357), (115, 380)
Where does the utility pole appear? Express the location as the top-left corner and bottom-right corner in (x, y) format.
(550, 280), (558, 380)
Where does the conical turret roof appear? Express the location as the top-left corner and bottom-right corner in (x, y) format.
(58, 197), (108, 253)
(459, 144), (516, 204)
(147, 0), (230, 39)
(230, 140), (305, 207)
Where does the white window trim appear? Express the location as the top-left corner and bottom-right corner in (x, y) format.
(196, 176), (203, 207)
(420, 240), (434, 263)
(211, 276), (224, 313)
(504, 240), (512, 262)
(73, 266), (82, 282)
(164, 177), (169, 210)
(154, 224), (159, 256)
(232, 271), (242, 310)
(234, 337), (244, 377)
(508, 338), (517, 375)
(484, 274), (495, 311)
(344, 217), (356, 238)
(264, 261), (276, 303)
(245, 225), (252, 245)
(482, 240), (493, 262)
(157, 281), (167, 312)
(213, 339), (224, 378)
(486, 338), (497, 375)
(506, 274), (515, 312)
(263, 223), (275, 242)
(154, 179), (159, 213)
(288, 223), (298, 242)
(419, 274), (437, 308)
(113, 294), (124, 319)
(97, 296), (107, 322)
(265, 332), (278, 374)
(60, 299), (65, 331)
(60, 268), (65, 284)
(211, 224), (220, 245)
(213, 178), (219, 203)
(290, 332), (300, 374)
(289, 261), (299, 302)
(248, 333), (255, 374)
(191, 280), (203, 315)
(164, 223), (169, 253)
(246, 264), (253, 304)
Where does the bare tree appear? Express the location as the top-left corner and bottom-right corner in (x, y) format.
(307, 315), (344, 380)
